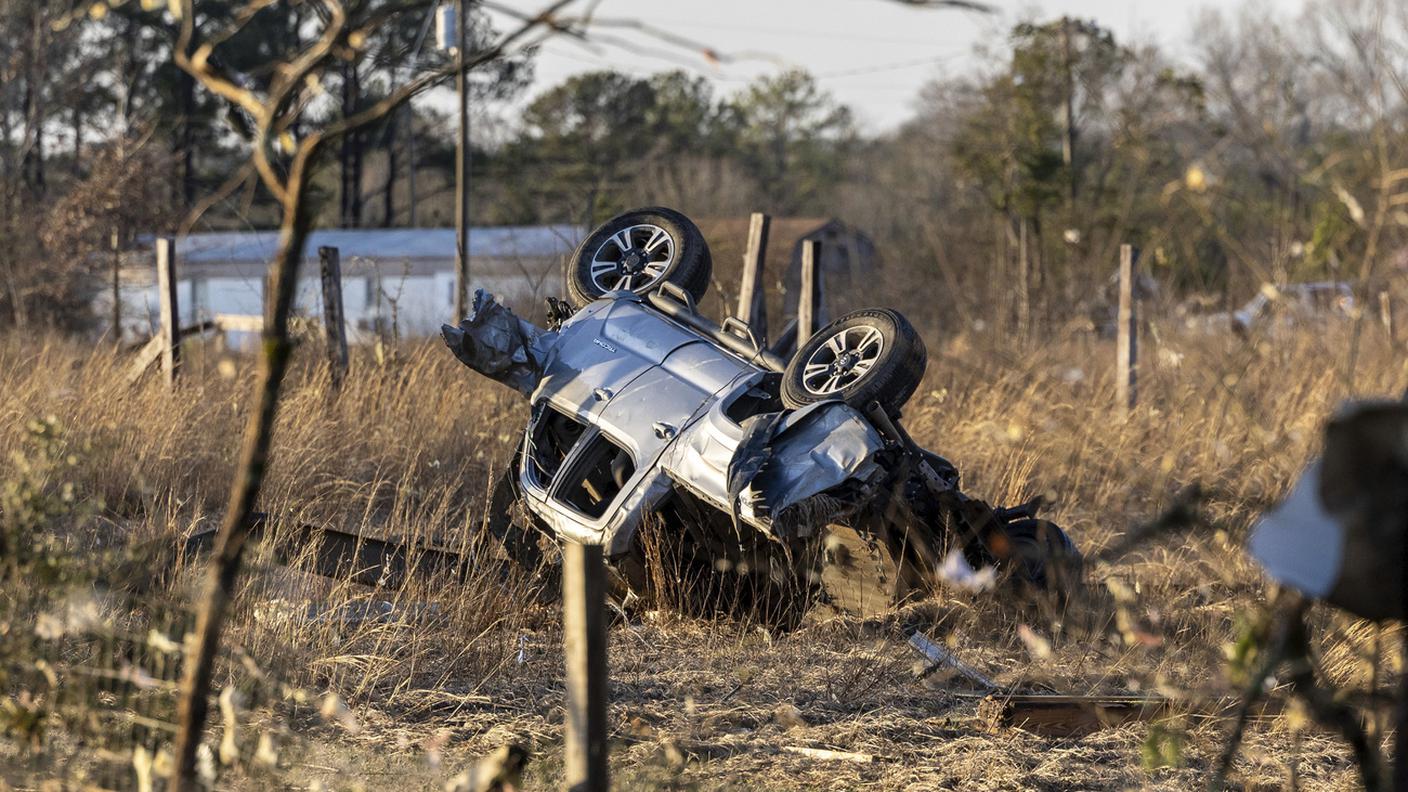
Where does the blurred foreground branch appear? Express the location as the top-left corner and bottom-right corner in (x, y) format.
(168, 1), (580, 788)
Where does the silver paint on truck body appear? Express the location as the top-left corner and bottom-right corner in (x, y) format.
(443, 289), (886, 556)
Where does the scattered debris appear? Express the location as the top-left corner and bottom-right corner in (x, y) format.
(443, 743), (530, 792)
(781, 745), (875, 763)
(1179, 281), (1355, 336)
(771, 703), (809, 731)
(906, 630), (998, 691)
(907, 629), (1192, 737)
(252, 599), (444, 628)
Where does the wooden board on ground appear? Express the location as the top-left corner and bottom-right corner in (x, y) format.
(954, 691), (1286, 738)
(975, 692), (1168, 737)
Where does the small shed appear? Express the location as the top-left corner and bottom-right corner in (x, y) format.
(693, 216), (880, 336)
(780, 219), (880, 322)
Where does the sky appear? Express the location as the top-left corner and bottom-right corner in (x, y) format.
(481, 0), (1306, 133)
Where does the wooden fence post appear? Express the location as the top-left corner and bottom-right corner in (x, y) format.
(563, 543), (608, 792)
(1016, 218), (1031, 340)
(156, 237), (181, 388)
(319, 247), (349, 390)
(111, 227), (122, 347)
(1117, 244), (1139, 417)
(797, 240), (822, 349)
(1380, 291), (1394, 342)
(737, 212), (771, 341)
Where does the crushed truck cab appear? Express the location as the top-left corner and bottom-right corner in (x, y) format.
(445, 289), (886, 556)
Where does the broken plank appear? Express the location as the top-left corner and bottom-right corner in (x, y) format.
(183, 513), (477, 589)
(126, 320), (223, 385)
(946, 690), (1287, 738)
(781, 746), (874, 764)
(974, 692), (1167, 738)
(214, 313), (264, 333)
(125, 335), (165, 384)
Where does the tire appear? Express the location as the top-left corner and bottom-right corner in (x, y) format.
(781, 308), (927, 413)
(986, 519), (1082, 591)
(565, 207), (712, 309)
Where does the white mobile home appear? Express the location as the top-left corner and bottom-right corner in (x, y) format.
(111, 225), (583, 347)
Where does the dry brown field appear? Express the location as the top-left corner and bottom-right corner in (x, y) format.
(2, 313), (1405, 790)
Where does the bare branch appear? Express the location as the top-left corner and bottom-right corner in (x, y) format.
(321, 0), (578, 141)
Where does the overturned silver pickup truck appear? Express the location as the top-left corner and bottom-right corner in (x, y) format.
(444, 207), (1078, 615)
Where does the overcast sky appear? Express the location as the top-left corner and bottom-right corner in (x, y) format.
(481, 0), (1305, 132)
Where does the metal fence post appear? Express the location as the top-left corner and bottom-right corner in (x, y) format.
(563, 543), (608, 792)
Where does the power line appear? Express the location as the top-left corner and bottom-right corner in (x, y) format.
(537, 39), (965, 83)
(636, 17), (958, 47)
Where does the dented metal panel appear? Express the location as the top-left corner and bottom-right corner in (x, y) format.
(440, 289), (555, 397)
(728, 401), (885, 533)
(659, 374), (765, 518)
(445, 290), (889, 553)
(538, 296), (701, 422)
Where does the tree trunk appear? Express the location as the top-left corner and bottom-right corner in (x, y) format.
(407, 109), (418, 226)
(35, 126), (46, 196)
(382, 107), (398, 227)
(0, 96), (12, 216)
(350, 124), (363, 227)
(119, 13), (138, 131)
(111, 226), (122, 345)
(993, 212), (1007, 317)
(180, 67), (196, 207)
(72, 104), (83, 169)
(339, 61), (354, 227)
(173, 155), (318, 789)
(1059, 16), (1076, 204)
(1031, 213), (1044, 328)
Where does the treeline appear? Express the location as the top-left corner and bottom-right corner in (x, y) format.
(1, 0), (1405, 336)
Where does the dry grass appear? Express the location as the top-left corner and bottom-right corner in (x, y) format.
(2, 312), (1405, 790)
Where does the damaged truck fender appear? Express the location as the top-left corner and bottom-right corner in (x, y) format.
(441, 289), (556, 398)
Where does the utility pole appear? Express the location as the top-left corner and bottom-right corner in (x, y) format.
(452, 0), (471, 320)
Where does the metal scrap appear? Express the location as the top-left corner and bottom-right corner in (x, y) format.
(440, 289), (555, 397)
(726, 401), (886, 536)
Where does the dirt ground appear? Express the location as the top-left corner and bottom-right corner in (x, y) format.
(2, 317), (1404, 790)
(260, 609), (1362, 791)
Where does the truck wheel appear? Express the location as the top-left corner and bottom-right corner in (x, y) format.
(986, 519), (1082, 591)
(780, 308), (927, 413)
(565, 207), (712, 309)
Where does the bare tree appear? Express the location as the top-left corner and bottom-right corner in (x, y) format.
(166, 2), (581, 787)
